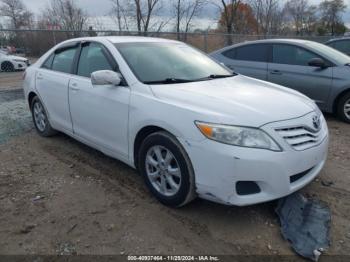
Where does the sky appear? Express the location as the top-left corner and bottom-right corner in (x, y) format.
(15, 0), (350, 29)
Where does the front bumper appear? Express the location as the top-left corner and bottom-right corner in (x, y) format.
(180, 113), (329, 206)
(13, 60), (29, 70)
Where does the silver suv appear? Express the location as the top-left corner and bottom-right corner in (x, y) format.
(211, 39), (350, 123)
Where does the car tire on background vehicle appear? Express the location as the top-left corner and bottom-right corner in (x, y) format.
(337, 92), (350, 123)
(1, 61), (14, 72)
(30, 96), (57, 137)
(138, 131), (196, 207)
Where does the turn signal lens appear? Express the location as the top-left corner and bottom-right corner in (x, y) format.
(197, 123), (213, 137)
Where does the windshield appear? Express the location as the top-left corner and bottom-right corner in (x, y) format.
(305, 41), (350, 65)
(115, 42), (233, 84)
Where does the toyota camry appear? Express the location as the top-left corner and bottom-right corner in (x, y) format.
(23, 37), (329, 207)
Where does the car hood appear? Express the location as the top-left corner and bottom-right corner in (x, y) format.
(149, 75), (316, 127)
(7, 55), (27, 61)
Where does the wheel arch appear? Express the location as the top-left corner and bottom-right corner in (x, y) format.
(333, 88), (350, 114)
(133, 125), (167, 169)
(28, 91), (37, 108)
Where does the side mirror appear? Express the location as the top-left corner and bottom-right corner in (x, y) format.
(91, 70), (121, 87)
(308, 58), (327, 68)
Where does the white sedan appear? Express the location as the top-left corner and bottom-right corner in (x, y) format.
(23, 37), (329, 207)
(0, 50), (29, 72)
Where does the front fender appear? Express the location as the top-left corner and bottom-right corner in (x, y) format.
(128, 92), (206, 166)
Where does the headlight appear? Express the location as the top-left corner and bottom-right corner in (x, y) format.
(14, 59), (25, 63)
(195, 121), (282, 151)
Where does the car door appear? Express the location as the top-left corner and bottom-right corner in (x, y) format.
(268, 44), (333, 110)
(35, 43), (79, 132)
(216, 44), (269, 81)
(68, 41), (130, 160)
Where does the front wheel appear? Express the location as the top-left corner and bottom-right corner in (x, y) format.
(337, 93), (350, 123)
(1, 61), (14, 72)
(138, 131), (196, 207)
(31, 96), (57, 137)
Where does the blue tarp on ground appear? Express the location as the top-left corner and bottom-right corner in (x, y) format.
(276, 193), (331, 261)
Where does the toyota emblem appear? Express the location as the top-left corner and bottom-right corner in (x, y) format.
(312, 115), (321, 130)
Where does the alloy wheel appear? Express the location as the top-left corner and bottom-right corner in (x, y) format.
(33, 102), (47, 132)
(145, 145), (182, 197)
(344, 98), (350, 120)
(1, 62), (14, 72)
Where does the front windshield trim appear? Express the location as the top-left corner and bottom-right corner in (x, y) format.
(114, 42), (233, 84)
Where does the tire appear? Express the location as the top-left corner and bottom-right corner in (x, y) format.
(138, 131), (196, 207)
(1, 61), (15, 72)
(30, 96), (57, 137)
(337, 92), (350, 123)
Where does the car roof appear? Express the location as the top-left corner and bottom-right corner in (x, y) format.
(326, 37), (350, 43)
(62, 36), (180, 44)
(242, 39), (313, 44)
(211, 39), (321, 54)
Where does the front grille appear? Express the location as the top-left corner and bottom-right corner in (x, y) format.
(275, 124), (326, 151)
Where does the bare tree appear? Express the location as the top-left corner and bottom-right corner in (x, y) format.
(249, 0), (283, 35)
(110, 0), (132, 31)
(134, 0), (162, 34)
(284, 0), (317, 35)
(173, 0), (207, 40)
(0, 0), (33, 29)
(42, 0), (88, 32)
(214, 0), (242, 45)
(110, 0), (163, 34)
(319, 0), (347, 35)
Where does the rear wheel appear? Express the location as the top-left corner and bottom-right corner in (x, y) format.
(31, 96), (57, 137)
(138, 131), (196, 207)
(337, 92), (350, 123)
(1, 61), (14, 72)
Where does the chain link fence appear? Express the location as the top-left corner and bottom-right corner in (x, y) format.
(0, 29), (334, 57)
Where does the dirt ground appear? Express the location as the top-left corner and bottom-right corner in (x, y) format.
(0, 72), (350, 258)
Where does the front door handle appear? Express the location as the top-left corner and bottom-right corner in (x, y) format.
(270, 70), (282, 75)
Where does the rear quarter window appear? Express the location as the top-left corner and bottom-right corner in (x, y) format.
(223, 44), (269, 62)
(41, 54), (54, 69)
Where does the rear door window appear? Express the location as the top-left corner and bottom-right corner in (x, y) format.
(52, 47), (78, 74)
(233, 44), (269, 62)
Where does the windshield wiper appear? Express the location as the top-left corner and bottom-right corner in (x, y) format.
(194, 74), (236, 81)
(208, 74), (236, 79)
(144, 74), (236, 85)
(144, 78), (195, 85)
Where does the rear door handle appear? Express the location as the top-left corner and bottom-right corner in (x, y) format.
(70, 82), (80, 91)
(37, 73), (43, 80)
(270, 70), (282, 75)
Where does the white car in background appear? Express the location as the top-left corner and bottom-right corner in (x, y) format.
(23, 37), (328, 207)
(0, 49), (29, 72)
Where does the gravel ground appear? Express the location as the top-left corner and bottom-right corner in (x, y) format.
(0, 72), (25, 91)
(0, 73), (349, 259)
